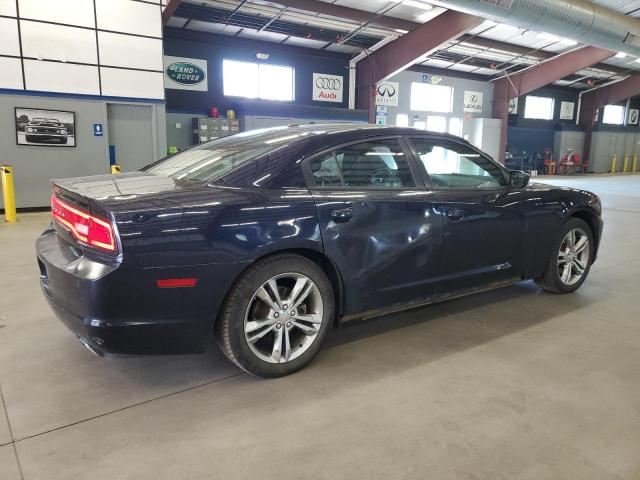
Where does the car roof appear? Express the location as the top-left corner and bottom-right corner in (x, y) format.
(234, 123), (469, 151)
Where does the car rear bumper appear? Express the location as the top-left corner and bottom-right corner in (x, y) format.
(36, 227), (248, 356)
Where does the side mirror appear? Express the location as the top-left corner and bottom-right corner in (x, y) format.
(510, 170), (530, 188)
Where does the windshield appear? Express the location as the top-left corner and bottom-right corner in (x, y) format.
(143, 127), (308, 182)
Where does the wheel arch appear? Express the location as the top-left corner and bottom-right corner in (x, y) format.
(212, 248), (345, 333)
(568, 208), (600, 251)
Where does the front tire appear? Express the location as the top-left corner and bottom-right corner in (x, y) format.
(536, 218), (594, 293)
(216, 254), (334, 377)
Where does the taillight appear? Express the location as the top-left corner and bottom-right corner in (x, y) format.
(51, 195), (117, 253)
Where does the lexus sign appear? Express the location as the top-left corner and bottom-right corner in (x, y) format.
(313, 73), (343, 103)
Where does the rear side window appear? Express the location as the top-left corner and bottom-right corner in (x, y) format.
(309, 138), (415, 188)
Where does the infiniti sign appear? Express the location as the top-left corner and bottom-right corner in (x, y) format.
(375, 81), (399, 107)
(313, 73), (343, 102)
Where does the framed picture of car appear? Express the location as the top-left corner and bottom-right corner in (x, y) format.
(15, 107), (76, 147)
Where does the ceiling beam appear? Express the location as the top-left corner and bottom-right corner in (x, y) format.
(268, 0), (420, 32)
(492, 46), (615, 102)
(458, 35), (628, 76)
(491, 45), (615, 163)
(162, 0), (183, 25)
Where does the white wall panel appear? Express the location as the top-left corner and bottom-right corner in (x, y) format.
(0, 0), (17, 16)
(24, 60), (99, 94)
(96, 0), (161, 38)
(98, 32), (162, 71)
(19, 0), (95, 28)
(100, 67), (164, 99)
(0, 18), (20, 56)
(21, 21), (98, 64)
(0, 57), (23, 89)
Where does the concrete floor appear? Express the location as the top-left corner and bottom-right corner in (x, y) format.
(1, 174), (639, 480)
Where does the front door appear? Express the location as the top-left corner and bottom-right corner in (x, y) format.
(305, 137), (444, 316)
(407, 137), (526, 291)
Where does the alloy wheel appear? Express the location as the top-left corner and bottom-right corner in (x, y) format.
(557, 228), (590, 286)
(244, 273), (323, 364)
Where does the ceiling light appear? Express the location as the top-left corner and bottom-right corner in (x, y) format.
(416, 9), (436, 22)
(635, 58), (640, 63)
(256, 52), (270, 60)
(538, 32), (560, 43)
(615, 52), (627, 58)
(398, 0), (434, 8)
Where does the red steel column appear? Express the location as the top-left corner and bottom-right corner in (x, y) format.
(356, 10), (484, 123)
(491, 46), (614, 163)
(579, 74), (640, 165)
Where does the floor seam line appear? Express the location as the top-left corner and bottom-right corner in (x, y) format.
(0, 383), (25, 480)
(12, 371), (245, 444)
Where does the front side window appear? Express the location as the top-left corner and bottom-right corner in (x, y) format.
(310, 139), (415, 189)
(223, 59), (295, 101)
(409, 138), (506, 189)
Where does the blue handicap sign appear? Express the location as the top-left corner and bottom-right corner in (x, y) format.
(93, 123), (103, 136)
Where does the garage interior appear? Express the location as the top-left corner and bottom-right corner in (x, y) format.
(1, 0), (640, 479)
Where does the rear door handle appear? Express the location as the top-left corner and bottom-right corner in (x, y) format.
(331, 208), (354, 223)
(447, 208), (465, 221)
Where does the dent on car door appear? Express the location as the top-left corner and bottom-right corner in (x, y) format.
(304, 137), (444, 316)
(407, 137), (526, 290)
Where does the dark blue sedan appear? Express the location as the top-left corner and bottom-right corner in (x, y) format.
(36, 124), (603, 377)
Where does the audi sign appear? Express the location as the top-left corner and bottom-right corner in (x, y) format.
(313, 73), (343, 103)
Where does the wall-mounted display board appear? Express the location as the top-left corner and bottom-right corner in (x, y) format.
(15, 107), (76, 147)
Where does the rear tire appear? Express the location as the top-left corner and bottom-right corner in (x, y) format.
(536, 218), (594, 294)
(215, 254), (334, 378)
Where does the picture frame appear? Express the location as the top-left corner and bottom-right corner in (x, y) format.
(15, 107), (76, 147)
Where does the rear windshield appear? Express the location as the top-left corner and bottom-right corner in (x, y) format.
(143, 127), (306, 182)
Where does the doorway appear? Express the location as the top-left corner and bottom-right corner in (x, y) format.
(106, 104), (156, 172)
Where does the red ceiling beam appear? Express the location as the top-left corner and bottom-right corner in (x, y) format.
(162, 0), (183, 26)
(356, 10), (483, 122)
(491, 45), (615, 163)
(579, 74), (640, 165)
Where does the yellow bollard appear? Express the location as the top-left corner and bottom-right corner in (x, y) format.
(610, 154), (617, 174)
(0, 165), (17, 223)
(623, 154), (630, 173)
(633, 154), (638, 173)
(111, 164), (121, 174)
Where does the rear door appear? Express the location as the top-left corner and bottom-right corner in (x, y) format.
(304, 136), (444, 316)
(406, 136), (526, 290)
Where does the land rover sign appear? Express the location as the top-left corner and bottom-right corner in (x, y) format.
(163, 55), (208, 91)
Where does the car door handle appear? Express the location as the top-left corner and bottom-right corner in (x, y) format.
(447, 208), (465, 221)
(331, 208), (354, 223)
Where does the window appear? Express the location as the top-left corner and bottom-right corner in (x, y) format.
(413, 120), (426, 130)
(603, 105), (625, 125)
(310, 139), (415, 188)
(409, 138), (507, 189)
(223, 59), (294, 101)
(448, 117), (462, 137)
(524, 96), (555, 120)
(426, 116), (447, 133)
(396, 114), (409, 127)
(410, 83), (453, 113)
